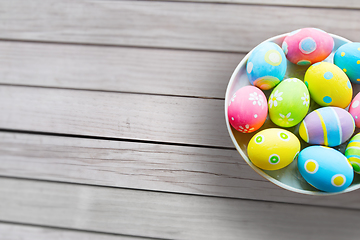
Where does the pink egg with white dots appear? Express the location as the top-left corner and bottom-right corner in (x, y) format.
(228, 86), (268, 133)
(349, 92), (360, 128)
(282, 28), (334, 66)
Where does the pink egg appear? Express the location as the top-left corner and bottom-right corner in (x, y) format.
(282, 28), (334, 65)
(228, 86), (268, 133)
(349, 92), (360, 128)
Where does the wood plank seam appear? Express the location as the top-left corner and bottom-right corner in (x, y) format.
(0, 128), (236, 150)
(0, 221), (162, 240)
(0, 38), (248, 55)
(0, 83), (226, 101)
(149, 0), (360, 10)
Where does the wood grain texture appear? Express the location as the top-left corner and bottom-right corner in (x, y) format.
(0, 41), (242, 98)
(165, 0), (360, 9)
(0, 222), (146, 240)
(2, 131), (360, 209)
(0, 0), (360, 52)
(0, 86), (233, 148)
(0, 177), (359, 240)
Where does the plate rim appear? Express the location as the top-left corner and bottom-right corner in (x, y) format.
(224, 32), (358, 196)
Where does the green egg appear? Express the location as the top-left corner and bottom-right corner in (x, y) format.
(345, 133), (360, 174)
(268, 78), (310, 127)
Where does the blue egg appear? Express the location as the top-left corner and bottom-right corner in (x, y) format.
(297, 146), (354, 192)
(246, 42), (287, 90)
(334, 42), (360, 84)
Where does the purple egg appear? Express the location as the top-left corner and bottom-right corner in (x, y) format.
(299, 107), (355, 147)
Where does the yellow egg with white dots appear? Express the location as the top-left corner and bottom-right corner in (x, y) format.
(247, 128), (300, 170)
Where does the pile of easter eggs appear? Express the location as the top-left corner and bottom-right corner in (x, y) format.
(227, 28), (360, 193)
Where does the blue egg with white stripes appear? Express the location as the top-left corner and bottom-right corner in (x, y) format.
(299, 107), (355, 147)
(298, 146), (354, 192)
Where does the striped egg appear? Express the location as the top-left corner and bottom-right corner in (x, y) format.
(299, 107), (355, 147)
(345, 133), (360, 174)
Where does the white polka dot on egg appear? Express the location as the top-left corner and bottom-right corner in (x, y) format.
(269, 52), (280, 63)
(352, 100), (360, 108)
(247, 62), (253, 74)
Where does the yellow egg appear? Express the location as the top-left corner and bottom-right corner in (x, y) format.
(247, 128), (300, 170)
(304, 62), (352, 108)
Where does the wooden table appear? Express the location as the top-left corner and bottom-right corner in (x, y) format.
(1, 1), (360, 239)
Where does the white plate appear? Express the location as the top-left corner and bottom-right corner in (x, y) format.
(225, 33), (360, 195)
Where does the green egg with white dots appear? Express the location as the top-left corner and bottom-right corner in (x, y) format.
(268, 78), (310, 127)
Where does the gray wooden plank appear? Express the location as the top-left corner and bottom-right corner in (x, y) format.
(164, 0), (360, 9)
(0, 177), (359, 240)
(0, 0), (360, 52)
(2, 131), (360, 209)
(0, 132), (262, 198)
(0, 85), (232, 148)
(0, 222), (146, 240)
(0, 41), (242, 99)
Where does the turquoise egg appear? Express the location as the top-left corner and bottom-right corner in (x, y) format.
(246, 42), (287, 90)
(334, 42), (360, 84)
(297, 146), (354, 192)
